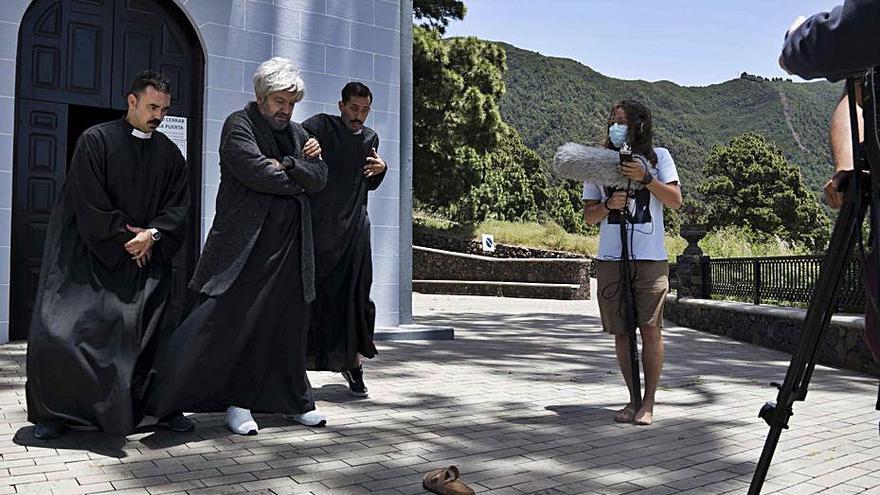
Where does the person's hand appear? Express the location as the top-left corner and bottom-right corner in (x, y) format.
(605, 190), (629, 210)
(823, 169), (852, 209)
(620, 160), (646, 182)
(125, 225), (154, 268)
(132, 248), (152, 268)
(268, 158), (284, 170)
(364, 148), (386, 177)
(303, 138), (321, 159)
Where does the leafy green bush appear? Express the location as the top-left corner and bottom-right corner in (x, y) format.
(699, 132), (830, 251)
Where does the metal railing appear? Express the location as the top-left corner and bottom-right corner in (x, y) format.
(708, 255), (865, 313)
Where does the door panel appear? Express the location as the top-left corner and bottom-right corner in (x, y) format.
(18, 0), (114, 107)
(112, 0), (194, 116)
(10, 100), (68, 340)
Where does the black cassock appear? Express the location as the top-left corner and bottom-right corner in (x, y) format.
(148, 193), (313, 414)
(146, 106), (324, 417)
(26, 119), (189, 434)
(303, 114), (385, 371)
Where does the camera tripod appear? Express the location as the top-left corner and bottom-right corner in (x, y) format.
(749, 71), (880, 494)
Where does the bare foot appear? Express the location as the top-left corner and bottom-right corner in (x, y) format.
(634, 406), (653, 426)
(613, 404), (635, 423)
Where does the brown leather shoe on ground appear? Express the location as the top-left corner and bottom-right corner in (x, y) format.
(422, 465), (475, 495)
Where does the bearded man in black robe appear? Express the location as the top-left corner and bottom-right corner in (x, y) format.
(25, 71), (192, 439)
(303, 82), (387, 397)
(146, 57), (328, 436)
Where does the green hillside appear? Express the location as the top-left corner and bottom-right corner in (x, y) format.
(497, 42), (842, 193)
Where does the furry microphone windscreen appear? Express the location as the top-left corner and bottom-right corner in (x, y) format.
(552, 142), (646, 190)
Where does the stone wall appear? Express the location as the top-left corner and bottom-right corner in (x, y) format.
(414, 246), (590, 284)
(413, 231), (584, 259)
(665, 295), (876, 376)
(412, 280), (590, 300)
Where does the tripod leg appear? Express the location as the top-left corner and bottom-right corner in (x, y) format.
(749, 199), (866, 494)
(866, 192), (880, 358)
(867, 194), (880, 428)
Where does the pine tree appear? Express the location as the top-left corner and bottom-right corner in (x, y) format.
(699, 132), (830, 251)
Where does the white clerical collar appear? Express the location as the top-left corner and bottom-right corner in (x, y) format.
(352, 128), (363, 135)
(131, 128), (153, 139)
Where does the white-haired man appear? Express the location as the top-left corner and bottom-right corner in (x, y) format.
(146, 57), (328, 435)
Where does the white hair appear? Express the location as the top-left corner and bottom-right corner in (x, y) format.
(253, 57), (305, 101)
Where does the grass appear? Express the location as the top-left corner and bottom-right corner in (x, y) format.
(413, 211), (599, 255)
(475, 220), (599, 255)
(689, 226), (807, 258)
(414, 210), (811, 259)
(664, 226), (807, 260)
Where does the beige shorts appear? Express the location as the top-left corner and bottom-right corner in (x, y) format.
(595, 260), (669, 335)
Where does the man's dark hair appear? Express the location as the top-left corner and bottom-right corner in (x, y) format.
(341, 82), (372, 103)
(128, 70), (172, 97)
(605, 99), (658, 166)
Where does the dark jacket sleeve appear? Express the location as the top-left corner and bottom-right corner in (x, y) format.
(148, 145), (190, 264)
(781, 0), (880, 81)
(219, 113), (308, 195)
(301, 114), (325, 141)
(366, 134), (386, 191)
(68, 131), (137, 270)
(282, 156), (327, 193)
(282, 123), (328, 194)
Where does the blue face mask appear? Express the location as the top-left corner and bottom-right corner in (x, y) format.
(609, 123), (628, 148)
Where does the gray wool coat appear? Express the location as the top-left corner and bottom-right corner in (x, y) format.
(189, 102), (327, 301)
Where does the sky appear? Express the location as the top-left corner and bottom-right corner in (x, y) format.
(444, 0), (844, 87)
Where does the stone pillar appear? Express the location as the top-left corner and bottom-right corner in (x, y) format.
(676, 223), (711, 299)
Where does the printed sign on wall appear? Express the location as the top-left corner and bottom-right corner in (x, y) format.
(157, 116), (187, 156)
(481, 234), (495, 252)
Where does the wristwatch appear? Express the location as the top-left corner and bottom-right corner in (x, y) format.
(640, 172), (654, 186)
(148, 228), (162, 241)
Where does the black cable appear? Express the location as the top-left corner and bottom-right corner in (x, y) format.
(605, 180), (645, 327)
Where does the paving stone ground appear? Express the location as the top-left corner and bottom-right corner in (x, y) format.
(1, 292), (879, 494)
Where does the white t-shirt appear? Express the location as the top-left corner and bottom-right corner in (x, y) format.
(582, 147), (679, 261)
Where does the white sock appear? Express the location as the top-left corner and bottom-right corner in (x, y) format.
(284, 410), (327, 427)
(225, 406), (258, 435)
